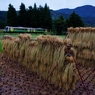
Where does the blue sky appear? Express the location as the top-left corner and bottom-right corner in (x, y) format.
(0, 0), (95, 11)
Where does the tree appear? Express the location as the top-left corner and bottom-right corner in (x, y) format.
(53, 16), (65, 35)
(31, 3), (39, 28)
(68, 12), (84, 27)
(27, 6), (33, 27)
(0, 20), (5, 29)
(64, 19), (69, 31)
(43, 4), (52, 30)
(7, 4), (17, 26)
(18, 3), (27, 27)
(38, 5), (44, 28)
(6, 3), (52, 29)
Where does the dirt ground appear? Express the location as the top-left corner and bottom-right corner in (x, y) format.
(0, 53), (95, 95)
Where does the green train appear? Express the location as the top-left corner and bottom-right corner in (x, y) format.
(4, 26), (47, 33)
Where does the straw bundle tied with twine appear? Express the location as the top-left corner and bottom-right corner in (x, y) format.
(68, 27), (95, 67)
(2, 34), (79, 91)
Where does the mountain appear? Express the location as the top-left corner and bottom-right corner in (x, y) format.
(0, 5), (95, 26)
(0, 11), (7, 22)
(51, 5), (95, 26)
(50, 10), (70, 19)
(55, 5), (95, 17)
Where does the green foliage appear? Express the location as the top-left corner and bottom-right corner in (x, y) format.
(64, 19), (69, 31)
(0, 11), (7, 29)
(0, 11), (7, 22)
(0, 20), (5, 29)
(6, 4), (84, 34)
(31, 3), (39, 28)
(53, 16), (65, 35)
(43, 4), (52, 30)
(18, 3), (27, 27)
(68, 12), (84, 27)
(7, 4), (18, 26)
(38, 5), (45, 28)
(6, 3), (52, 30)
(0, 40), (2, 52)
(52, 12), (84, 35)
(27, 6), (33, 27)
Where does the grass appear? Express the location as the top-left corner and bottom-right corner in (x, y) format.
(0, 70), (2, 75)
(57, 35), (66, 39)
(0, 40), (2, 52)
(0, 33), (44, 40)
(0, 31), (66, 40)
(0, 30), (66, 53)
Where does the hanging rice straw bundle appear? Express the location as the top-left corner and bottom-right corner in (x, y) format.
(92, 28), (95, 32)
(62, 62), (79, 90)
(2, 39), (10, 55)
(67, 27), (95, 67)
(2, 35), (15, 40)
(18, 44), (26, 63)
(13, 38), (20, 43)
(67, 27), (73, 32)
(35, 35), (63, 46)
(63, 38), (72, 46)
(29, 41), (38, 47)
(18, 33), (31, 42)
(87, 27), (92, 32)
(23, 41), (38, 69)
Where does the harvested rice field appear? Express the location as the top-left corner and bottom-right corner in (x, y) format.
(0, 53), (95, 95)
(1, 27), (95, 95)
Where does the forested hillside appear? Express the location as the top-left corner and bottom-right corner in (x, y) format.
(0, 5), (95, 30)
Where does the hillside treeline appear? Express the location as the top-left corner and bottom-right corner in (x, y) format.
(1, 3), (84, 34)
(7, 3), (52, 30)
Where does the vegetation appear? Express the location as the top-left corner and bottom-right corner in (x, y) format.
(0, 40), (2, 52)
(0, 11), (7, 29)
(0, 20), (6, 29)
(2, 34), (78, 91)
(53, 12), (84, 35)
(0, 3), (85, 36)
(68, 27), (95, 67)
(6, 3), (84, 35)
(0, 33), (38, 39)
(68, 12), (84, 27)
(7, 4), (18, 26)
(53, 16), (65, 35)
(2, 27), (95, 91)
(0, 30), (66, 39)
(7, 3), (52, 30)
(18, 3), (27, 27)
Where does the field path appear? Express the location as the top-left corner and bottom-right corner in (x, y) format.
(0, 53), (63, 95)
(0, 53), (95, 95)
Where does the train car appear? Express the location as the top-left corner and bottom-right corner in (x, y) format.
(5, 26), (33, 32)
(4, 26), (46, 33)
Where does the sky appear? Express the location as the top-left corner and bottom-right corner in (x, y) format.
(0, 0), (95, 11)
